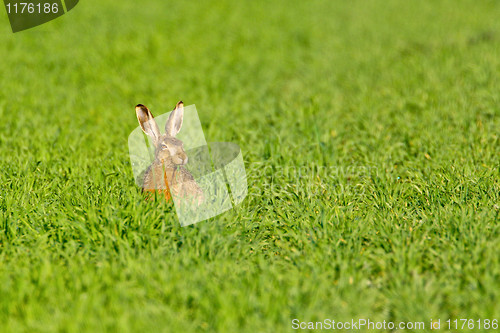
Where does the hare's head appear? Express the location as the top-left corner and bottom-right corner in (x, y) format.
(136, 101), (188, 167)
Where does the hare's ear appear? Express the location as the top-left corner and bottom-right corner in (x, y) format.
(136, 104), (161, 146)
(165, 101), (184, 137)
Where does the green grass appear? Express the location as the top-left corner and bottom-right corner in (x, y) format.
(0, 0), (499, 332)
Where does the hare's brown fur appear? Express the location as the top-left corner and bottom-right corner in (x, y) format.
(142, 158), (203, 203)
(136, 102), (204, 204)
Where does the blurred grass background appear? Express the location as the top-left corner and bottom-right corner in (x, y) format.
(0, 0), (499, 332)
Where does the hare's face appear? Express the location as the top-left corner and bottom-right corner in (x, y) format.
(156, 135), (188, 166)
(136, 102), (188, 167)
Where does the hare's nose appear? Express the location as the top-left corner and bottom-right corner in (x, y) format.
(182, 156), (189, 165)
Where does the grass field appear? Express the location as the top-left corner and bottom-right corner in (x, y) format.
(0, 0), (499, 332)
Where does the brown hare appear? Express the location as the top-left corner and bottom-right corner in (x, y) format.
(135, 101), (204, 204)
